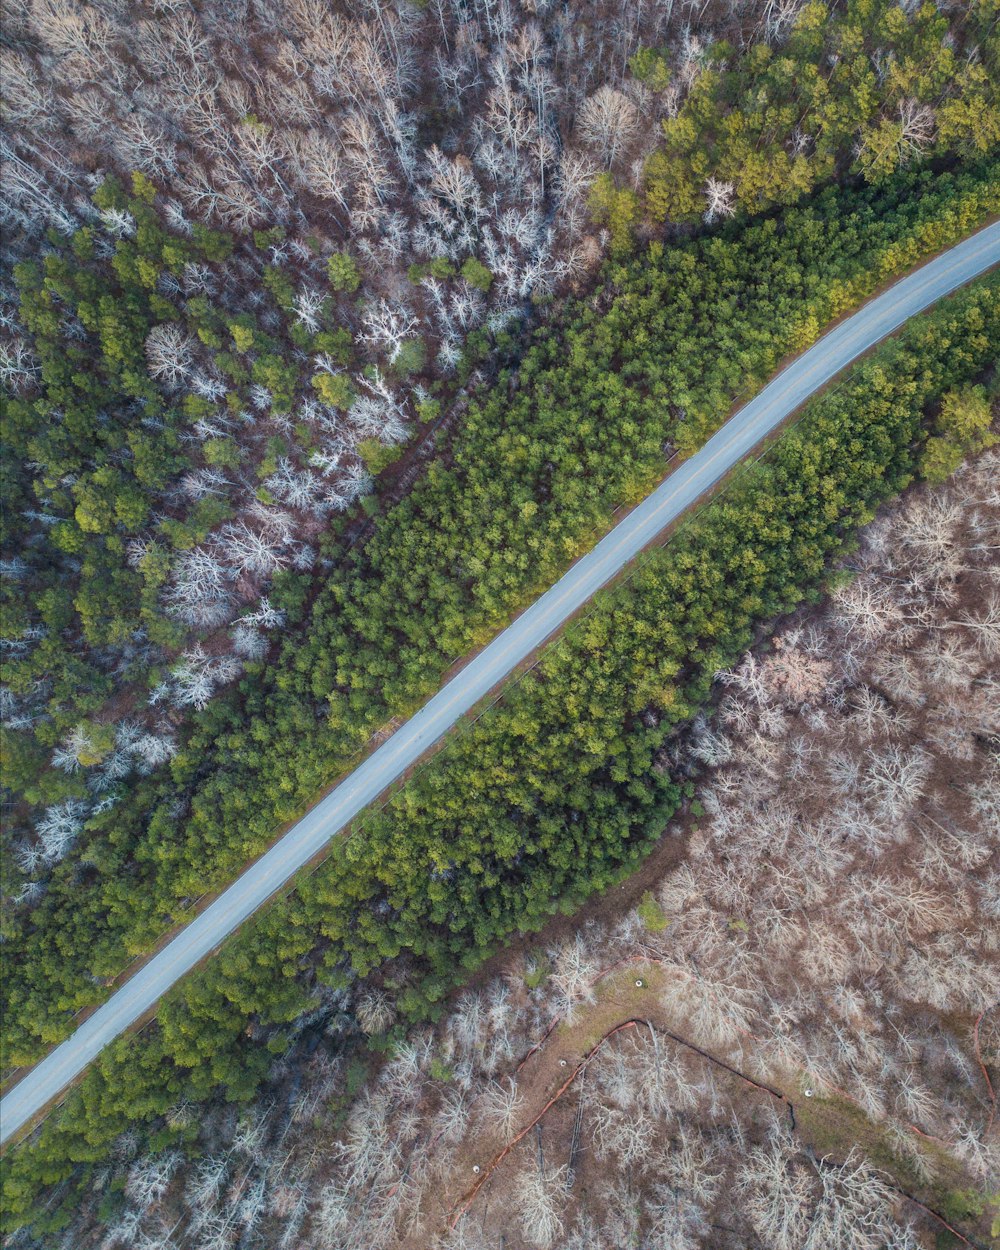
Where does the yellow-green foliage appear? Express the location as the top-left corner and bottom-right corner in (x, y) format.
(640, 0), (1000, 232)
(922, 385), (997, 482)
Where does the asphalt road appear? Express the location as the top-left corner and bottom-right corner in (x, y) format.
(3, 221), (998, 1147)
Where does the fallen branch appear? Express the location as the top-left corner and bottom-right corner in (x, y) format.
(450, 1020), (642, 1226)
(972, 1005), (997, 1138)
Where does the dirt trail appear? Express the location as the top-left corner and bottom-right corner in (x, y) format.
(403, 962), (987, 1248)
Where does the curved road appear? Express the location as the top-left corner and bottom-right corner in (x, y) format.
(3, 222), (999, 1146)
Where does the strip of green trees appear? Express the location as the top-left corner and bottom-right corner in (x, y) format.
(3, 276), (997, 1235)
(3, 161), (998, 1073)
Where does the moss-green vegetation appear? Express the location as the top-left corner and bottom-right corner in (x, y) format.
(637, 891), (670, 932)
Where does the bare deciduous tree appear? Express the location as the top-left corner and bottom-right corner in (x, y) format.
(518, 1161), (568, 1248)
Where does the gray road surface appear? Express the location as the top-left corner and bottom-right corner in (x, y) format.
(3, 220), (998, 1146)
